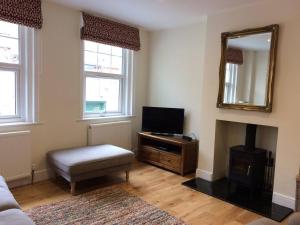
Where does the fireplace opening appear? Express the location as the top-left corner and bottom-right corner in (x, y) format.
(213, 120), (277, 195)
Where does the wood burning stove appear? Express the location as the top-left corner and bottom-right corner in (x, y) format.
(228, 124), (267, 195)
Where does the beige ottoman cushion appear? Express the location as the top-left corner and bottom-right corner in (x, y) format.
(47, 144), (134, 176)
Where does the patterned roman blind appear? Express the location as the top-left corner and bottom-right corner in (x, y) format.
(0, 0), (42, 29)
(226, 48), (243, 65)
(81, 12), (140, 51)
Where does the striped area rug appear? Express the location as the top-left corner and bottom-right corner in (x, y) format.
(26, 187), (186, 225)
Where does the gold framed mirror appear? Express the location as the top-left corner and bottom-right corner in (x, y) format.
(217, 24), (279, 112)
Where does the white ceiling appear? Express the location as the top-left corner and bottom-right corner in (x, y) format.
(47, 0), (266, 30)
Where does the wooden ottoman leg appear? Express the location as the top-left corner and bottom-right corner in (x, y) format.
(126, 171), (129, 182)
(71, 182), (76, 195)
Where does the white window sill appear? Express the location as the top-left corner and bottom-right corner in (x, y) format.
(0, 121), (43, 128)
(77, 115), (135, 123)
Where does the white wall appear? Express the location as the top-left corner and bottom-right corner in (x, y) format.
(0, 2), (149, 174)
(147, 22), (206, 137)
(199, 0), (300, 203)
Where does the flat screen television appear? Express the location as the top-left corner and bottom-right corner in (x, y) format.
(142, 106), (184, 135)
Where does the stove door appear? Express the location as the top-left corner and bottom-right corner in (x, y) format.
(229, 150), (253, 185)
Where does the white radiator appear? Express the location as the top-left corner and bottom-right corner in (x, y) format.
(0, 131), (31, 181)
(88, 121), (132, 149)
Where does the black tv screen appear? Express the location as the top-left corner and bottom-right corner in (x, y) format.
(142, 106), (184, 135)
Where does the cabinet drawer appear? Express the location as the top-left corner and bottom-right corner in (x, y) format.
(140, 146), (160, 162)
(160, 152), (181, 170)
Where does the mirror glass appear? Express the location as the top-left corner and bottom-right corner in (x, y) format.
(217, 24), (279, 112)
(223, 32), (271, 105)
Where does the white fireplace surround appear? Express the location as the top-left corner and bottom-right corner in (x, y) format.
(196, 120), (296, 209)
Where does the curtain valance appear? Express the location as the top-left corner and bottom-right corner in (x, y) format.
(81, 13), (140, 51)
(0, 0), (42, 29)
(226, 48), (243, 65)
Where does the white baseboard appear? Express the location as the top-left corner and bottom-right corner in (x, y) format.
(7, 177), (31, 188)
(7, 168), (53, 188)
(34, 169), (53, 182)
(196, 169), (213, 181)
(273, 192), (295, 210)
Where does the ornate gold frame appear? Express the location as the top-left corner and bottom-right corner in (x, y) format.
(217, 24), (279, 112)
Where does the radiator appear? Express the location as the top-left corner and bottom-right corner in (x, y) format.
(0, 131), (31, 181)
(88, 121), (132, 149)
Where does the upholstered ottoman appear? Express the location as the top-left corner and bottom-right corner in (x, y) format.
(47, 144), (134, 194)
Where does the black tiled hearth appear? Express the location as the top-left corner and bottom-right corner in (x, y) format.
(182, 178), (293, 222)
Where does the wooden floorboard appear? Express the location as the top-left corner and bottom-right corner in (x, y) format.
(11, 161), (289, 225)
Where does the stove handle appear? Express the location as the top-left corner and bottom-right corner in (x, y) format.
(247, 165), (252, 176)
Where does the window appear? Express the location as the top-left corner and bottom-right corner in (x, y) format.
(224, 63), (238, 104)
(83, 41), (133, 117)
(0, 20), (36, 123)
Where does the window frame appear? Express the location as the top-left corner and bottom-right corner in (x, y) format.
(81, 41), (133, 118)
(224, 63), (238, 104)
(0, 21), (37, 124)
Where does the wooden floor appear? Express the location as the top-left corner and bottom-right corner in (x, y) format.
(12, 161), (288, 225)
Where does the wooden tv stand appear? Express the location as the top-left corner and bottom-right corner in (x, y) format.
(137, 132), (198, 175)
